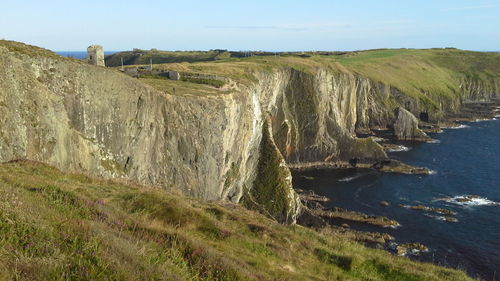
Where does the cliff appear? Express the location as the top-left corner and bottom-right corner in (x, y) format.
(1, 41), (499, 223)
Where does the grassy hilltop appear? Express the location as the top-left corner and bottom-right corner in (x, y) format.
(0, 161), (474, 281)
(115, 47), (500, 114)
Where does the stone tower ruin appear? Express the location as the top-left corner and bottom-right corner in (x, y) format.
(87, 45), (105, 66)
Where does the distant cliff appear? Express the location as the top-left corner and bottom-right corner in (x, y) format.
(1, 41), (499, 223)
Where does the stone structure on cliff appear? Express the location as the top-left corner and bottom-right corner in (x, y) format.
(87, 45), (105, 66)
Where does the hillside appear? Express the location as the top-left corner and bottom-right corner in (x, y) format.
(0, 160), (474, 281)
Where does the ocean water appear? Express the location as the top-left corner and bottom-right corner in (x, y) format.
(56, 51), (117, 59)
(293, 118), (500, 280)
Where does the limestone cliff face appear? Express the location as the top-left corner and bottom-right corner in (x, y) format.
(1, 44), (499, 224)
(0, 45), (302, 222)
(0, 46), (260, 204)
(255, 69), (388, 164)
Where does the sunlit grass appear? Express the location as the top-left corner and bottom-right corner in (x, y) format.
(0, 161), (474, 280)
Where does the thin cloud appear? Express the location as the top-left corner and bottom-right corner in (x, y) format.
(205, 22), (352, 32)
(205, 25), (278, 30)
(444, 4), (500, 11)
(370, 20), (414, 25)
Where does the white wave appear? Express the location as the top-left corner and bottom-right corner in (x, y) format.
(371, 137), (387, 142)
(338, 174), (363, 182)
(424, 214), (446, 221)
(446, 124), (470, 129)
(436, 195), (499, 207)
(473, 118), (496, 122)
(384, 224), (401, 229)
(423, 214), (458, 222)
(427, 139), (441, 144)
(387, 145), (411, 152)
(428, 170), (438, 175)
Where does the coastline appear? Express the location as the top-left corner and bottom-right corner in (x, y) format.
(293, 113), (500, 281)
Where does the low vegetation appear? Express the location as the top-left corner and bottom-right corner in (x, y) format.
(105, 49), (231, 67)
(116, 48), (499, 114)
(0, 160), (474, 280)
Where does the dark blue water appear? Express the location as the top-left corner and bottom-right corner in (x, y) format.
(56, 51), (117, 59)
(293, 119), (500, 281)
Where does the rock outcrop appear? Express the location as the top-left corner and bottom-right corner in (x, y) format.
(0, 41), (499, 224)
(393, 107), (431, 141)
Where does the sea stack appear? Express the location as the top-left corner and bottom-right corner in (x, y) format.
(393, 107), (431, 141)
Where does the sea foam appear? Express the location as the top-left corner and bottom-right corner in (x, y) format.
(446, 124), (470, 129)
(387, 145), (411, 152)
(435, 195), (499, 207)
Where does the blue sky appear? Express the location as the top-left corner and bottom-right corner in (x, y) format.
(1, 0), (499, 51)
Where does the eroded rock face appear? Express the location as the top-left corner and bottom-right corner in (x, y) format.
(1, 43), (498, 224)
(393, 107), (430, 141)
(257, 69), (389, 164)
(0, 46), (301, 222)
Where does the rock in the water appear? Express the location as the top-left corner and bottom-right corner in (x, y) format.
(396, 243), (428, 256)
(296, 208), (328, 228)
(444, 216), (458, 223)
(393, 107), (431, 141)
(379, 201), (390, 207)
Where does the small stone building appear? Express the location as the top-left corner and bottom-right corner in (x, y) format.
(87, 45), (105, 66)
(168, 71), (181, 80)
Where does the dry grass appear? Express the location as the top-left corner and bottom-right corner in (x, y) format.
(0, 161), (474, 280)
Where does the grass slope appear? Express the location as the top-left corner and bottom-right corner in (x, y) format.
(0, 161), (474, 281)
(105, 50), (231, 67)
(128, 49), (499, 113)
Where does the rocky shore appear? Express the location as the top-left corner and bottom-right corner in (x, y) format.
(295, 189), (398, 245)
(289, 159), (431, 175)
(398, 204), (459, 223)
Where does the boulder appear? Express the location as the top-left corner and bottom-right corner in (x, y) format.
(379, 201), (390, 207)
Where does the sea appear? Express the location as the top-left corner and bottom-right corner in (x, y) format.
(56, 51), (117, 59)
(293, 117), (500, 281)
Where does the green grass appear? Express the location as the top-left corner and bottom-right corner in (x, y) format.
(131, 48), (499, 114)
(138, 77), (228, 96)
(180, 76), (225, 88)
(335, 49), (416, 65)
(325, 48), (499, 114)
(243, 121), (297, 223)
(0, 160), (475, 280)
(105, 50), (231, 67)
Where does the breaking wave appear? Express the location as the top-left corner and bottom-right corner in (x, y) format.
(434, 195), (500, 207)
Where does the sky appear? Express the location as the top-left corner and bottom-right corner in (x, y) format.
(1, 0), (499, 52)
